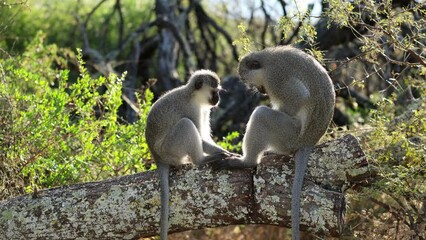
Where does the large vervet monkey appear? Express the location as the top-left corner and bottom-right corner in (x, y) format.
(145, 69), (232, 240)
(214, 46), (335, 240)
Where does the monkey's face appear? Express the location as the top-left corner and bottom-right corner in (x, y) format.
(238, 55), (266, 93)
(193, 77), (222, 107)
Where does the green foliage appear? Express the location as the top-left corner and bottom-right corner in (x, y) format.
(325, 0), (426, 69)
(218, 131), (242, 154)
(278, 4), (319, 47)
(322, 0), (426, 237)
(232, 23), (253, 59)
(278, 8), (323, 62)
(348, 85), (426, 238)
(0, 0), (153, 54)
(367, 87), (425, 195)
(325, 0), (356, 28)
(0, 32), (152, 194)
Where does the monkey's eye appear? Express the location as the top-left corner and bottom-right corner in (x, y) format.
(247, 60), (261, 69)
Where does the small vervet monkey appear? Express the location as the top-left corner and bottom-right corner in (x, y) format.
(145, 70), (232, 240)
(213, 46), (335, 240)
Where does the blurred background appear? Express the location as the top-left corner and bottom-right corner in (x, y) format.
(1, 0), (425, 239)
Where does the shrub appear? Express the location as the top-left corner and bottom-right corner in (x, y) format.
(0, 32), (153, 198)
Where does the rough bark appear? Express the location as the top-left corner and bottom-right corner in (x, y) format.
(0, 134), (372, 239)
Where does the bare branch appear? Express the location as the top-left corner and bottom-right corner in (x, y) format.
(115, 0), (125, 48)
(194, 3), (239, 61)
(83, 0), (108, 29)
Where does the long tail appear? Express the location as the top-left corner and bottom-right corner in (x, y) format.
(157, 162), (170, 240)
(291, 147), (313, 240)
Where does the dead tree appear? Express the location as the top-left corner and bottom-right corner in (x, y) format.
(74, 0), (240, 124)
(0, 135), (373, 239)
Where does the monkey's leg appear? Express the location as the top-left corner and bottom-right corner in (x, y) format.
(202, 140), (227, 154)
(214, 106), (300, 169)
(203, 140), (242, 160)
(162, 118), (211, 165)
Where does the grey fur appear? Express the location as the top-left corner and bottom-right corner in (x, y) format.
(213, 46), (335, 240)
(145, 70), (230, 240)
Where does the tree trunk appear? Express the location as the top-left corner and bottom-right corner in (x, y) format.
(0, 135), (372, 239)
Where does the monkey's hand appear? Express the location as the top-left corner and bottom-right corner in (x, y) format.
(211, 156), (252, 170)
(224, 151), (242, 158)
(202, 151), (235, 165)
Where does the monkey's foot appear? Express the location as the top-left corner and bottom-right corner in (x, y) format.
(211, 157), (252, 170)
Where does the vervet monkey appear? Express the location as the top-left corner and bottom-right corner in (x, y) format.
(213, 46), (335, 240)
(145, 70), (232, 240)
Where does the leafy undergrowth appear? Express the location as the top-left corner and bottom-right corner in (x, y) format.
(345, 86), (426, 239)
(0, 33), (153, 199)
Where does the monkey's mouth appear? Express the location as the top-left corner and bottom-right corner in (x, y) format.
(257, 85), (266, 94)
(242, 79), (267, 95)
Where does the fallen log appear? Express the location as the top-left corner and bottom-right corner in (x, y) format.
(0, 134), (372, 239)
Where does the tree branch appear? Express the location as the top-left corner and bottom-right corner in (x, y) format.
(194, 3), (239, 61)
(115, 0), (125, 49)
(0, 135), (372, 239)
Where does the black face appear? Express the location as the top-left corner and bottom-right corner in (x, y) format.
(192, 73), (221, 106)
(194, 78), (203, 90)
(210, 89), (220, 105)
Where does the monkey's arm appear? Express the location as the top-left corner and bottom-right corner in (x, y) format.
(202, 140), (227, 154)
(202, 140), (242, 160)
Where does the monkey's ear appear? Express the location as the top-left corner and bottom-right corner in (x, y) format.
(194, 78), (203, 90)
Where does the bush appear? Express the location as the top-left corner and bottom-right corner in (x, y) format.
(0, 32), (153, 198)
(349, 87), (426, 239)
